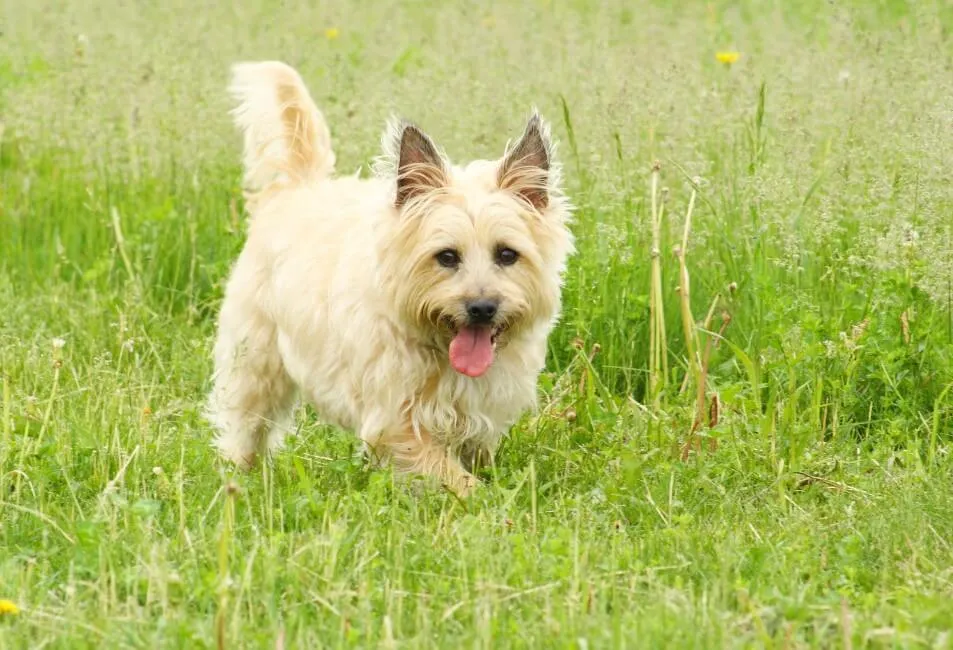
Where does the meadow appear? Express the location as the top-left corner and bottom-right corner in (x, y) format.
(2, 0), (953, 647)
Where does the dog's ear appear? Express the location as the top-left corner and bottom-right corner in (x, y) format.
(394, 123), (448, 207)
(498, 112), (553, 211)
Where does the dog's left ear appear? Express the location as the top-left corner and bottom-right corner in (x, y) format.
(498, 112), (553, 211)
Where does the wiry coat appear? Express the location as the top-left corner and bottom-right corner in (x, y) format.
(207, 61), (573, 494)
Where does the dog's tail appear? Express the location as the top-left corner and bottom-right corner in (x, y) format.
(228, 61), (335, 196)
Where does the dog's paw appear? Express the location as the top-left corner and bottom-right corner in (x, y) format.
(214, 442), (258, 471)
(230, 455), (258, 472)
(445, 472), (479, 499)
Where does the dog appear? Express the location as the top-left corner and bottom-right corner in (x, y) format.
(206, 61), (573, 496)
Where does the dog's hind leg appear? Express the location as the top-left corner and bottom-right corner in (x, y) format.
(206, 269), (296, 469)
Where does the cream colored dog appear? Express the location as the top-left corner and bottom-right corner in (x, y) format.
(206, 61), (573, 495)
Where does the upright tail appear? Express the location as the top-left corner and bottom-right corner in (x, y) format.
(228, 61), (335, 196)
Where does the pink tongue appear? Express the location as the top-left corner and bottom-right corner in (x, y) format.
(449, 327), (494, 377)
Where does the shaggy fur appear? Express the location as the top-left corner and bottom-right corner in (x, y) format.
(206, 61), (574, 495)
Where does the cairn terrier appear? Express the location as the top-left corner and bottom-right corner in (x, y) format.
(206, 61), (573, 495)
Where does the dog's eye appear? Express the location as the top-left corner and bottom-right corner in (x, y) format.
(436, 249), (461, 269)
(496, 247), (519, 266)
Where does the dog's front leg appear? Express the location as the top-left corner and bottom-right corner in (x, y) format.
(372, 426), (477, 497)
(459, 440), (494, 474)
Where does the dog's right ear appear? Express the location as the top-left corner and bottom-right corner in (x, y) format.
(390, 122), (449, 207)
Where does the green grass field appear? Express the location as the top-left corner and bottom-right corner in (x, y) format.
(2, 0), (953, 647)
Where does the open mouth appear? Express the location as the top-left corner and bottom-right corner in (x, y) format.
(447, 323), (507, 378)
(490, 325), (504, 348)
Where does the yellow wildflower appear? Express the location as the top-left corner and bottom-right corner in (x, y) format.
(716, 51), (741, 64)
(324, 27), (339, 40)
(0, 599), (20, 615)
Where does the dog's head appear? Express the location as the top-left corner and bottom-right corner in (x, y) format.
(377, 113), (574, 378)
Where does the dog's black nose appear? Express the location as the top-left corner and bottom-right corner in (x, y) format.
(466, 299), (499, 325)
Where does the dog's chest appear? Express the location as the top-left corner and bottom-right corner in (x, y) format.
(410, 363), (537, 445)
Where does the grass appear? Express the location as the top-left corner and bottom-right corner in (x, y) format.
(2, 0), (953, 647)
